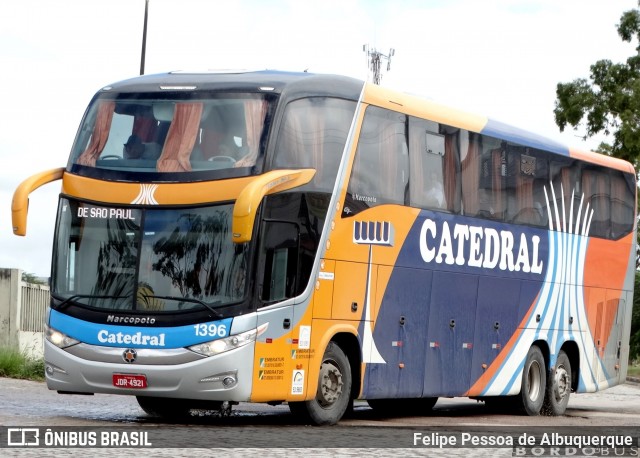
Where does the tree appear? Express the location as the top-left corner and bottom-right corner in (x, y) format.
(21, 272), (46, 285)
(555, 8), (640, 364)
(554, 9), (640, 166)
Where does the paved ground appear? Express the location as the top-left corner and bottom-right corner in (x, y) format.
(0, 377), (638, 457)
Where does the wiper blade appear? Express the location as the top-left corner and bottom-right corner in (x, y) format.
(51, 292), (129, 310)
(144, 295), (223, 318)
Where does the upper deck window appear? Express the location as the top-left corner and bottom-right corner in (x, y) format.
(68, 93), (274, 181)
(271, 97), (357, 193)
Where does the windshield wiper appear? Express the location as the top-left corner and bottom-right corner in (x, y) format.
(51, 292), (130, 310)
(143, 295), (224, 318)
(50, 292), (224, 319)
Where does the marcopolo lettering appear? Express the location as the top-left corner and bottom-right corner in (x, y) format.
(107, 315), (156, 325)
(97, 330), (166, 347)
(419, 218), (544, 274)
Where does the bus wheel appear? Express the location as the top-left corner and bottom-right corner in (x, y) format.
(136, 396), (193, 419)
(368, 397), (437, 416)
(288, 342), (352, 426)
(519, 345), (546, 416)
(543, 350), (571, 416)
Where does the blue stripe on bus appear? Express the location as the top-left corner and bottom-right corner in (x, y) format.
(49, 309), (233, 349)
(481, 119), (570, 156)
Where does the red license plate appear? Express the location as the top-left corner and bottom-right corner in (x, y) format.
(112, 373), (147, 389)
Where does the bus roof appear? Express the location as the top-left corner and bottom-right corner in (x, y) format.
(99, 69), (364, 102)
(97, 70), (634, 175)
(363, 82), (636, 175)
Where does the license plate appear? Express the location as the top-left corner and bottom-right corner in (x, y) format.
(113, 373), (147, 389)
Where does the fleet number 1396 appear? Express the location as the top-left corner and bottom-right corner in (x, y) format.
(193, 323), (228, 338)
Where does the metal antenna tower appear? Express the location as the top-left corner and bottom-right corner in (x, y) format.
(363, 45), (395, 85)
(140, 0), (149, 75)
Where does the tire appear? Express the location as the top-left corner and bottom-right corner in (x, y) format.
(367, 397), (438, 417)
(542, 350), (571, 416)
(519, 345), (546, 416)
(288, 342), (352, 425)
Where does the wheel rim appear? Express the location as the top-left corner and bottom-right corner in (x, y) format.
(317, 359), (343, 408)
(553, 364), (571, 402)
(527, 360), (542, 402)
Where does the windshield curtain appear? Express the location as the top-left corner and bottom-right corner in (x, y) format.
(69, 94), (272, 178)
(53, 198), (247, 312)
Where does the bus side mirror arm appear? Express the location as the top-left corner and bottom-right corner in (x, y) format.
(232, 168), (316, 243)
(12, 167), (65, 236)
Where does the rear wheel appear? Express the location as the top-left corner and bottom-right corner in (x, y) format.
(519, 345), (546, 416)
(367, 397), (438, 416)
(288, 342), (352, 425)
(543, 350), (571, 416)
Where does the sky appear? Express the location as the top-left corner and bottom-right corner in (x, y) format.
(0, 0), (636, 277)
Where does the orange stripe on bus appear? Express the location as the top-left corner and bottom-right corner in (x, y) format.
(569, 148), (636, 174)
(465, 292), (540, 397)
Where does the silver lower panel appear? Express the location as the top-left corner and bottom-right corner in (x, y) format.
(44, 340), (254, 401)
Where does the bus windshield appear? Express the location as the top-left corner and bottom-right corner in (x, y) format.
(52, 198), (248, 312)
(68, 93), (274, 179)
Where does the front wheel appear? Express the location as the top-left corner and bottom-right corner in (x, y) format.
(519, 345), (546, 416)
(288, 342), (352, 425)
(542, 350), (571, 416)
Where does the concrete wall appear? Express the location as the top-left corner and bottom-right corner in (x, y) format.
(0, 268), (21, 349)
(0, 268), (48, 359)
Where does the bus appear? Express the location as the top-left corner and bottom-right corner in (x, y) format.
(12, 70), (636, 425)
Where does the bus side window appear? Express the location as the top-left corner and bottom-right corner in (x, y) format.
(409, 122), (446, 210)
(271, 97), (357, 193)
(259, 221), (300, 303)
(507, 148), (547, 227)
(408, 117), (461, 213)
(548, 162), (580, 228)
(582, 168), (611, 238)
(610, 171), (635, 239)
(346, 106), (407, 213)
(478, 139), (506, 220)
(461, 131), (482, 217)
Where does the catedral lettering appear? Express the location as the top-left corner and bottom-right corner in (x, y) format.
(97, 330), (165, 347)
(419, 218), (544, 274)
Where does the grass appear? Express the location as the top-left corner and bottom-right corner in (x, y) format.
(0, 347), (45, 381)
(628, 360), (640, 378)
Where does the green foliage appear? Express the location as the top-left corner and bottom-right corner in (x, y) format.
(554, 9), (640, 166)
(21, 272), (46, 285)
(0, 347), (44, 381)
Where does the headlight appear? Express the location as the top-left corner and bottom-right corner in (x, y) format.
(188, 323), (268, 357)
(45, 325), (80, 349)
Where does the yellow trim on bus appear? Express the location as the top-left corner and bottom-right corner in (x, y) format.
(61, 173), (255, 205)
(362, 83), (488, 133)
(12, 167), (65, 236)
(232, 169), (316, 243)
(570, 147), (636, 174)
